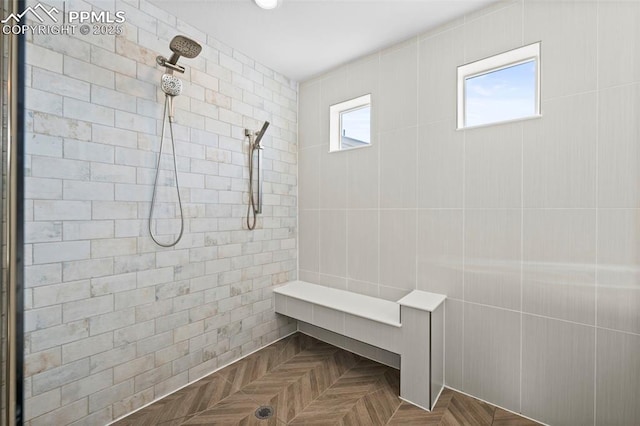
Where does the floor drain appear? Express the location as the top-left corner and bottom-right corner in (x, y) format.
(255, 405), (274, 420)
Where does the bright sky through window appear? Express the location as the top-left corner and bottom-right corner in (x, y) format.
(341, 106), (371, 146)
(464, 60), (536, 127)
(330, 93), (371, 152)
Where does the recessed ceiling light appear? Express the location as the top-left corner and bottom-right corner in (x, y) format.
(254, 0), (279, 10)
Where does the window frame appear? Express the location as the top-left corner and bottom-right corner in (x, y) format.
(457, 42), (541, 130)
(329, 93), (372, 152)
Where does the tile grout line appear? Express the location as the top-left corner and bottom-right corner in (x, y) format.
(520, 106), (524, 416)
(344, 65), (351, 292)
(415, 34), (420, 295)
(376, 50), (381, 298)
(316, 77), (322, 281)
(461, 11), (467, 393)
(299, 206), (616, 212)
(295, 77), (299, 281)
(345, 144), (349, 292)
(593, 1), (600, 424)
(423, 290), (640, 337)
(519, 1), (525, 411)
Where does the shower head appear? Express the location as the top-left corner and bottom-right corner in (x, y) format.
(255, 121), (270, 146)
(156, 35), (202, 73)
(161, 74), (182, 96)
(167, 35), (202, 64)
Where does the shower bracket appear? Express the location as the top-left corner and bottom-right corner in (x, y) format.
(245, 128), (260, 140)
(156, 56), (185, 74)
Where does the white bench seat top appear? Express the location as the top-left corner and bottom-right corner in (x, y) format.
(397, 290), (446, 312)
(274, 281), (401, 327)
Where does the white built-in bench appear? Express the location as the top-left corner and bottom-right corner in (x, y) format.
(274, 280), (446, 411)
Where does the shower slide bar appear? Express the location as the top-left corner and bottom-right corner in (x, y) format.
(246, 121), (269, 230)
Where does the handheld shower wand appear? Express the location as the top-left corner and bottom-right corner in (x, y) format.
(246, 121), (270, 230)
(160, 74), (182, 122)
(149, 35), (201, 247)
(254, 121), (269, 147)
(149, 73), (184, 247)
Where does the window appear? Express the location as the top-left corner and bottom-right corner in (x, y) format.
(457, 42), (541, 129)
(329, 94), (371, 152)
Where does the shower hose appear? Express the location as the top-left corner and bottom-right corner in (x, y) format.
(149, 95), (184, 247)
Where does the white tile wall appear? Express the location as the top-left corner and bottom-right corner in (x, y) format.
(597, 83), (640, 208)
(319, 148), (347, 209)
(23, 0), (297, 424)
(379, 210), (416, 292)
(522, 315), (595, 425)
(416, 120), (463, 208)
(346, 142), (378, 209)
(597, 209), (640, 335)
(297, 0), (640, 424)
(346, 210), (378, 285)
(416, 209), (463, 299)
(465, 122), (522, 208)
(523, 92), (597, 208)
(465, 209), (521, 310)
(380, 127), (417, 208)
(379, 40), (418, 132)
(523, 209), (596, 325)
(417, 27), (464, 127)
(463, 303), (520, 411)
(523, 0), (597, 100)
(596, 328), (640, 425)
(318, 210), (347, 278)
(597, 0), (640, 89)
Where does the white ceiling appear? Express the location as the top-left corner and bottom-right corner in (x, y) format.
(148, 0), (497, 82)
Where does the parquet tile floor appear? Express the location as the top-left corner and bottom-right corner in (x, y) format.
(114, 333), (541, 425)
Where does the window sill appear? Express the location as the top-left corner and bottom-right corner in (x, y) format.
(457, 113), (542, 131)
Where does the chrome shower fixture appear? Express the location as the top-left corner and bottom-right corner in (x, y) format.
(246, 121), (270, 230)
(149, 36), (199, 248)
(160, 74), (182, 122)
(156, 35), (202, 74)
(254, 120), (269, 147)
(149, 74), (184, 247)
(161, 73), (182, 96)
(168, 35), (202, 61)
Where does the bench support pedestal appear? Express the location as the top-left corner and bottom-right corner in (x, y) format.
(399, 302), (444, 410)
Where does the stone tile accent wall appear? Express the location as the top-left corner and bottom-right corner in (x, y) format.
(23, 0), (297, 424)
